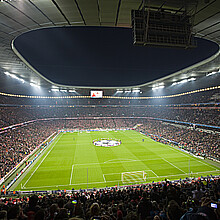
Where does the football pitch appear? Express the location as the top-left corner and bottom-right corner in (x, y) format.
(14, 130), (219, 191)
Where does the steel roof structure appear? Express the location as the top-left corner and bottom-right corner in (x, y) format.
(0, 0), (219, 91)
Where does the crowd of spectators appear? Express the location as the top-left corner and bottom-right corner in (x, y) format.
(137, 120), (219, 161)
(0, 122), (57, 178)
(0, 87), (219, 129)
(0, 105), (219, 129)
(0, 176), (219, 219)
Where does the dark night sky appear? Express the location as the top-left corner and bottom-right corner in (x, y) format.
(14, 26), (219, 87)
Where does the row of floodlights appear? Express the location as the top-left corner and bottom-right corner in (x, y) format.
(4, 69), (219, 92)
(4, 72), (40, 88)
(4, 71), (76, 92)
(152, 83), (164, 90)
(116, 88), (142, 93)
(152, 77), (196, 90)
(171, 77), (196, 86)
(206, 70), (219, 77)
(50, 88), (76, 93)
(151, 70), (220, 90)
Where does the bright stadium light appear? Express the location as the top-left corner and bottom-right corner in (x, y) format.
(60, 89), (67, 92)
(4, 71), (25, 83)
(132, 88), (141, 93)
(172, 82), (178, 86)
(116, 89), (123, 93)
(206, 71), (219, 76)
(179, 79), (188, 84)
(11, 74), (19, 80)
(125, 89), (131, 93)
(4, 71), (10, 75)
(51, 88), (59, 92)
(69, 89), (76, 93)
(152, 85), (165, 90)
(30, 80), (39, 84)
(187, 77), (196, 81)
(30, 82), (40, 88)
(172, 77), (196, 86)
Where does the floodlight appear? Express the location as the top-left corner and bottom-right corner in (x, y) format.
(187, 77), (196, 81)
(179, 79), (188, 84)
(11, 74), (19, 80)
(172, 82), (178, 86)
(4, 71), (25, 83)
(132, 88), (141, 93)
(30, 82), (40, 88)
(117, 90), (123, 93)
(206, 71), (217, 76)
(116, 89), (123, 93)
(51, 88), (59, 92)
(4, 71), (10, 75)
(152, 85), (164, 90)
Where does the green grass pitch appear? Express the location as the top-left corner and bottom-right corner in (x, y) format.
(14, 130), (220, 191)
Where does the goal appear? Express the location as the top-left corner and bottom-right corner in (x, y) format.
(121, 171), (147, 183)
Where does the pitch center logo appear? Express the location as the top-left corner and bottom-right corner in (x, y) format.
(93, 139), (121, 147)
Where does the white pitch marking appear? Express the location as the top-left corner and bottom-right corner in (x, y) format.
(23, 133), (63, 188)
(104, 170), (159, 176)
(23, 180), (120, 189)
(162, 157), (186, 174)
(150, 170), (159, 177)
(69, 165), (74, 185)
(103, 174), (106, 183)
(166, 145), (217, 169)
(23, 170), (219, 190)
(104, 158), (137, 163)
(75, 158), (161, 166)
(147, 170), (219, 179)
(194, 159), (218, 169)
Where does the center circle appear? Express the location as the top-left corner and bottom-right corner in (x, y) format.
(93, 139), (121, 147)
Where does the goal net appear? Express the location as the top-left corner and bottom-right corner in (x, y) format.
(121, 171), (147, 183)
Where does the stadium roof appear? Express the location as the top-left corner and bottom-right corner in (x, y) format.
(0, 0), (219, 91)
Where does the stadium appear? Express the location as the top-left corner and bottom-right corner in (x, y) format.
(0, 0), (219, 219)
